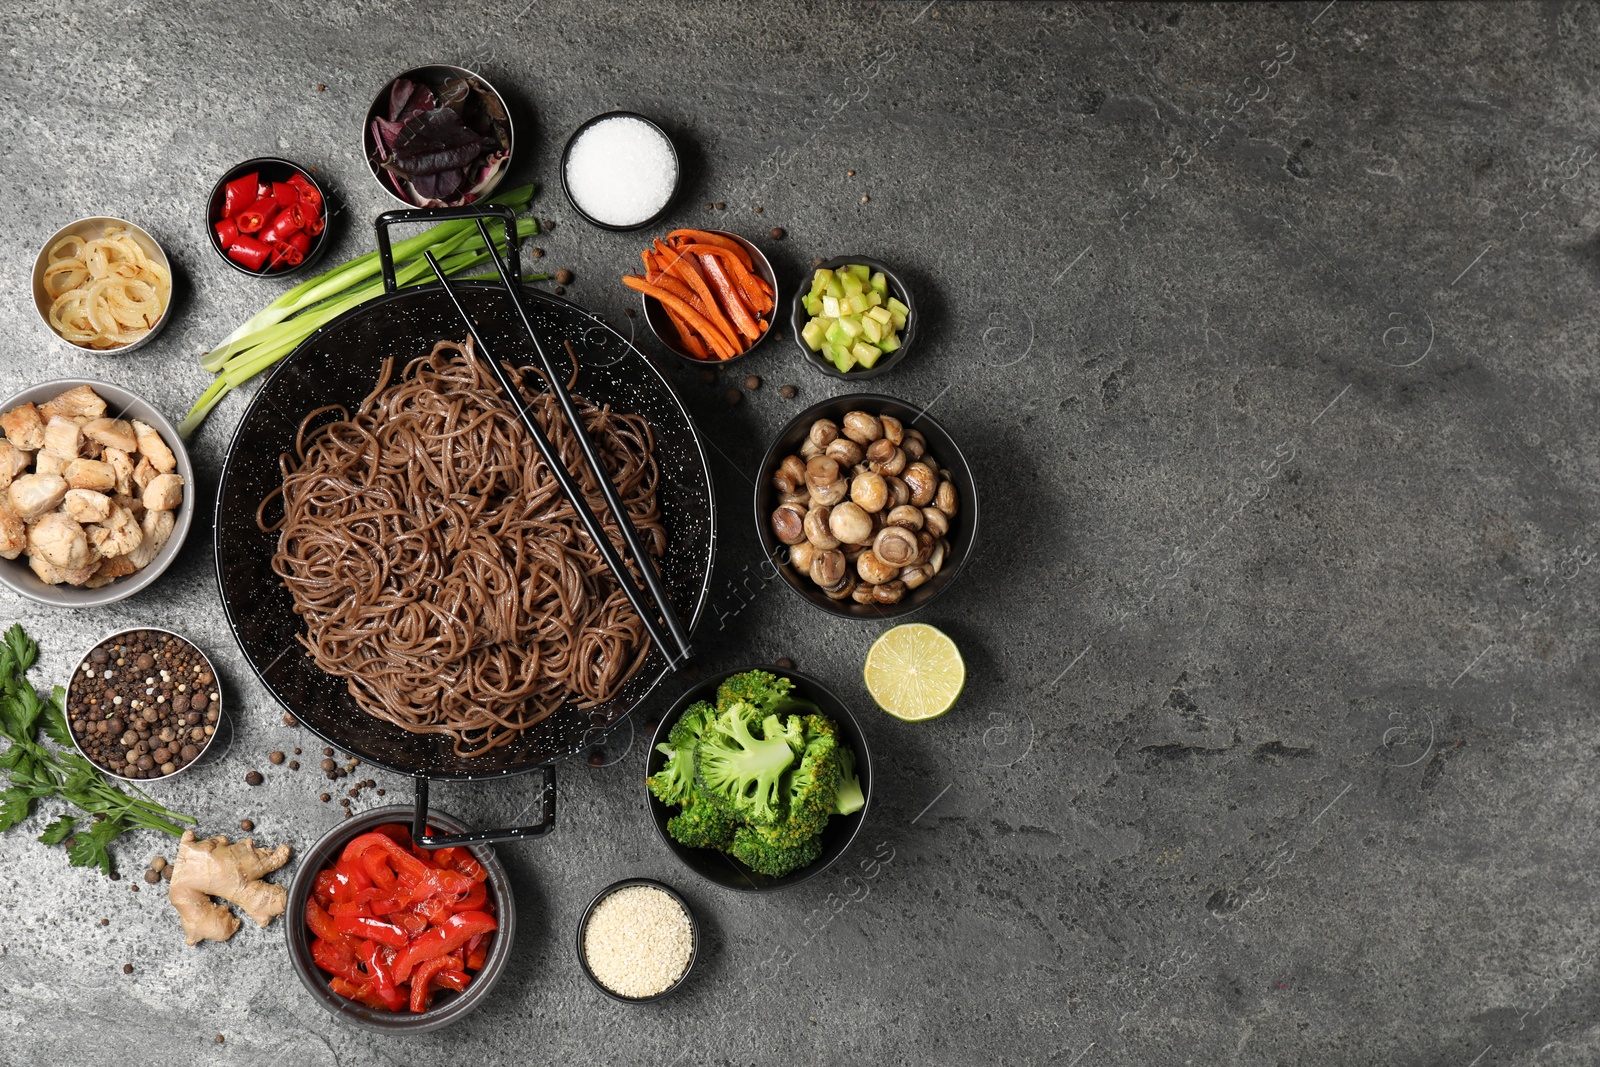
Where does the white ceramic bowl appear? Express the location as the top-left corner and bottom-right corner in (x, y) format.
(0, 379), (195, 607)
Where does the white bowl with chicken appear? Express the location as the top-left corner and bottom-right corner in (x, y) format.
(0, 380), (193, 607)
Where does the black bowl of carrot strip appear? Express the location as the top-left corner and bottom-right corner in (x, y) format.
(205, 157), (332, 278)
(628, 229), (779, 366)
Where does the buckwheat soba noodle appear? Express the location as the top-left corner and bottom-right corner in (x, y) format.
(257, 338), (666, 758)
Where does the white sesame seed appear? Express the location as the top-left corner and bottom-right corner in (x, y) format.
(582, 886), (692, 999)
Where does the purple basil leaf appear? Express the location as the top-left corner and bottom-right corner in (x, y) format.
(410, 168), (465, 203)
(387, 78), (415, 122)
(398, 85), (436, 125)
(437, 77), (471, 114)
(389, 109), (487, 177)
(372, 116), (404, 155)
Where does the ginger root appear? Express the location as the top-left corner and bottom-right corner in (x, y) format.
(167, 830), (291, 946)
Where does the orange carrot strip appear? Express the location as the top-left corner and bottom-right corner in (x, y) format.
(663, 304), (710, 359)
(699, 253), (761, 342)
(658, 244), (742, 352)
(679, 244), (772, 313)
(666, 230), (754, 270)
(647, 269), (720, 322)
(622, 276), (738, 359)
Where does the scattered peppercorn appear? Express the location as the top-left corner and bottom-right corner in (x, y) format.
(110, 872), (121, 882)
(744, 375), (762, 391)
(780, 384), (797, 399)
(322, 747), (333, 757)
(269, 751), (285, 765)
(239, 819), (254, 832)
(142, 869), (160, 884)
(555, 269), (573, 285)
(100, 918), (109, 926)
(725, 388), (742, 406)
(541, 219), (556, 233)
(150, 856), (166, 872)
(215, 1035), (225, 1045)
(587, 749), (605, 767)
(320, 758), (336, 772)
(376, 788), (385, 796)
(245, 771), (263, 786)
(289, 761), (299, 771)
(293, 747), (301, 755)
(317, 84), (326, 92)
(320, 793), (331, 803)
(283, 713), (297, 726)
(530, 247), (545, 258)
(123, 964), (133, 974)
(715, 201), (726, 210)
(555, 286), (566, 296)
(777, 657), (796, 670)
(861, 195), (870, 204)
(704, 202), (714, 210)
(769, 227), (786, 240)
(848, 169), (857, 177)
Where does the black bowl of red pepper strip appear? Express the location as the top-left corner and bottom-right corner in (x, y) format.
(285, 806), (515, 1033)
(205, 157), (332, 277)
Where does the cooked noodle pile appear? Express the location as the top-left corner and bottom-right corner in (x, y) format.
(259, 338), (666, 757)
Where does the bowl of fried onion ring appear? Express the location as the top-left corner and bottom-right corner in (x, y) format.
(31, 217), (174, 353)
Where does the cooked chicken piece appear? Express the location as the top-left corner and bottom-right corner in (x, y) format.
(28, 554), (63, 585)
(89, 503), (143, 559)
(132, 420), (176, 474)
(103, 447), (135, 495)
(42, 415), (82, 461)
(38, 385), (106, 421)
(8, 473), (68, 521)
(79, 437), (102, 460)
(1, 403), (45, 451)
(29, 513), (91, 570)
(113, 491), (146, 523)
(64, 489), (113, 524)
(125, 507), (174, 570)
(85, 554), (138, 588)
(0, 499), (24, 560)
(133, 456), (158, 492)
(0, 442), (30, 492)
(82, 417), (139, 454)
(63, 458), (116, 492)
(142, 473), (185, 512)
(35, 452), (64, 476)
(58, 552), (102, 587)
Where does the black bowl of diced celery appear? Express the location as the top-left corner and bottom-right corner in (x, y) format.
(644, 666), (872, 892)
(790, 256), (915, 380)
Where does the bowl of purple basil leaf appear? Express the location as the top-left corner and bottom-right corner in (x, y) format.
(364, 64), (515, 208)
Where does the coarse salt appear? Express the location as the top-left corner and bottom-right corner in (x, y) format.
(582, 885), (693, 998)
(564, 116), (677, 227)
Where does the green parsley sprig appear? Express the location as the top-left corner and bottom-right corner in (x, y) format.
(0, 623), (195, 875)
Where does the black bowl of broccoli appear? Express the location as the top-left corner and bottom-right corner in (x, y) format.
(644, 666), (873, 891)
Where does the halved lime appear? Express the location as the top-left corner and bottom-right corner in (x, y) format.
(864, 623), (965, 721)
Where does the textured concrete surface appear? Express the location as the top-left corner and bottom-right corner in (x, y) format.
(2, 2), (1600, 1064)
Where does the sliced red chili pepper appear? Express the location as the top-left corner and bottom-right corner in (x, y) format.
(235, 199), (277, 234)
(361, 846), (398, 892)
(431, 968), (471, 993)
(262, 210), (303, 246)
(223, 173), (258, 219)
(271, 181), (299, 206)
(226, 235), (271, 272)
(213, 218), (240, 248)
(288, 231), (312, 255)
(303, 208), (326, 236)
(391, 910), (498, 983)
(289, 171), (323, 210)
(256, 180), (271, 201)
(408, 954), (463, 1013)
(335, 914), (409, 948)
(311, 936), (366, 984)
(357, 939), (407, 1011)
(275, 243), (305, 268)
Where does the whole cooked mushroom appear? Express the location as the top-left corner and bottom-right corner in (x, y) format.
(885, 505), (924, 531)
(871, 579), (906, 604)
(866, 439), (906, 476)
(842, 411), (883, 445)
(808, 419), (840, 448)
(902, 429), (927, 461)
(804, 507), (841, 549)
(825, 437), (865, 467)
(850, 471), (888, 513)
(873, 525), (920, 567)
(856, 549), (898, 585)
(789, 540), (819, 573)
(935, 479), (958, 516)
(828, 501), (874, 545)
(903, 462), (937, 507)
(922, 507), (950, 538)
(771, 504), (806, 545)
(810, 549), (847, 588)
(880, 415), (904, 446)
(772, 455), (807, 494)
(811, 477), (849, 506)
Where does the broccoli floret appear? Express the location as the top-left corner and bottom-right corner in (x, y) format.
(716, 670), (794, 715)
(647, 701), (716, 805)
(753, 728), (841, 847)
(763, 713), (806, 755)
(697, 703), (796, 824)
(834, 743), (864, 816)
(729, 825), (824, 878)
(667, 784), (739, 849)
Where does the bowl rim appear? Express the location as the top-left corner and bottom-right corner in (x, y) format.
(0, 377), (195, 608)
(204, 156), (332, 279)
(560, 110), (682, 233)
(31, 217), (173, 354)
(283, 804), (516, 1033)
(644, 664), (874, 892)
(362, 63), (516, 209)
(64, 625), (224, 783)
(752, 393), (978, 620)
(639, 228), (777, 366)
(789, 254), (916, 381)
(575, 877), (701, 1002)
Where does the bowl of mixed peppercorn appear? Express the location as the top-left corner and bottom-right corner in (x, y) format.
(67, 627), (223, 781)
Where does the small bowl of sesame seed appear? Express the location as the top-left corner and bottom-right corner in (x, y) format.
(577, 878), (699, 1002)
(65, 627), (224, 782)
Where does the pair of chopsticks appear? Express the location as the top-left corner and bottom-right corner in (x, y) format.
(421, 218), (693, 673)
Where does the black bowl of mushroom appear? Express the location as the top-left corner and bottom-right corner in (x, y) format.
(754, 395), (977, 617)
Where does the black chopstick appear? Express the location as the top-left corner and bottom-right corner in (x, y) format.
(421, 248), (693, 672)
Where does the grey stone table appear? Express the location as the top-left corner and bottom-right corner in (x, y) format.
(3, 2), (1597, 1064)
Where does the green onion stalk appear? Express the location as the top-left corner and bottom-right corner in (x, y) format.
(181, 185), (546, 437)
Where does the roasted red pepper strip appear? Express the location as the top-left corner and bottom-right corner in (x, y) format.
(223, 173), (258, 219)
(335, 914), (409, 948)
(392, 909), (429, 939)
(343, 834), (474, 903)
(357, 939), (408, 1011)
(442, 848), (488, 883)
(226, 235), (271, 271)
(311, 936), (366, 984)
(466, 932), (489, 971)
(408, 954), (463, 1013)
(305, 898), (344, 943)
(213, 218), (240, 248)
(271, 181), (299, 206)
(391, 910), (497, 982)
(450, 880), (487, 913)
(329, 976), (392, 1011)
(432, 968), (471, 993)
(417, 895), (454, 926)
(235, 199), (277, 234)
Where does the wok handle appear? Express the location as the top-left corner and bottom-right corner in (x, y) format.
(373, 204), (522, 295)
(410, 765), (555, 847)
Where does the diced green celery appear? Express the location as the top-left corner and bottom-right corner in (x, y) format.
(824, 276), (844, 299)
(861, 315), (884, 343)
(810, 268), (835, 298)
(865, 290), (883, 309)
(869, 271), (888, 295)
(877, 332), (901, 354)
(856, 346), (882, 369)
(866, 306), (893, 326)
(831, 345), (857, 372)
(886, 296), (909, 329)
(825, 320), (846, 345)
(841, 272), (865, 298)
(822, 295), (843, 318)
(803, 294), (823, 317)
(801, 319), (828, 351)
(836, 316), (863, 340)
(851, 342), (880, 365)
(846, 292), (869, 315)
(846, 264), (871, 282)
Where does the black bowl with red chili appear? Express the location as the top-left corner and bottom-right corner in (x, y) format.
(285, 806), (515, 1033)
(205, 157), (331, 276)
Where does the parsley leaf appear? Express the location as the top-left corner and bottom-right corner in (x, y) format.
(0, 787), (34, 832)
(67, 815), (124, 875)
(37, 815), (76, 845)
